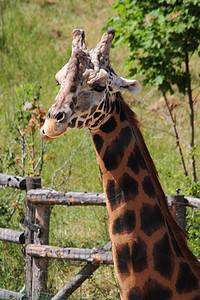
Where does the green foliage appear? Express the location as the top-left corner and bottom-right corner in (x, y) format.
(1, 80), (51, 177)
(186, 208), (200, 258)
(185, 181), (200, 198)
(184, 182), (200, 257)
(0, 196), (11, 228)
(107, 0), (200, 94)
(0, 80), (55, 232)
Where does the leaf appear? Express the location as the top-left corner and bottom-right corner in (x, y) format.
(107, 0), (200, 95)
(154, 75), (164, 85)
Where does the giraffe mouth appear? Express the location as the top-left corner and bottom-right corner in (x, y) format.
(40, 124), (67, 140)
(40, 127), (54, 140)
(40, 115), (69, 141)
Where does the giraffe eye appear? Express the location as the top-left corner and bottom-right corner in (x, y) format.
(93, 84), (106, 92)
(55, 112), (65, 122)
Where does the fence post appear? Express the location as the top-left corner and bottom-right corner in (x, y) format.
(25, 176), (50, 300)
(168, 194), (188, 230)
(32, 202), (50, 300)
(25, 177), (40, 299)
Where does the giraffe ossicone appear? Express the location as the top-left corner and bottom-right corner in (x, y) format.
(41, 28), (200, 300)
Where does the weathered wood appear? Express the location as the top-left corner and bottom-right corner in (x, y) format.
(0, 228), (25, 244)
(168, 195), (188, 230)
(51, 242), (112, 299)
(27, 189), (106, 206)
(0, 288), (25, 300)
(25, 178), (35, 299)
(32, 203), (50, 300)
(0, 173), (26, 190)
(25, 177), (43, 300)
(26, 244), (113, 265)
(184, 196), (200, 209)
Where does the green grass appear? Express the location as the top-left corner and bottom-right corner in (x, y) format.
(0, 0), (200, 298)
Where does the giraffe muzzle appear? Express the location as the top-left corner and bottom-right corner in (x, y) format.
(40, 127), (54, 140)
(40, 116), (68, 140)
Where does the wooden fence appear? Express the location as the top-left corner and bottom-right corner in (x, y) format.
(0, 173), (200, 300)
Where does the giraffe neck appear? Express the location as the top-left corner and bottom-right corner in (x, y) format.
(90, 92), (200, 300)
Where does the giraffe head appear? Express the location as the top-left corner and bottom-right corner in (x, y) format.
(40, 28), (141, 140)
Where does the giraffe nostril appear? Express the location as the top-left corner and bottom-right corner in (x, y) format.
(55, 112), (65, 122)
(41, 128), (45, 135)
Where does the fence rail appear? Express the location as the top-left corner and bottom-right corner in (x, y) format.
(0, 172), (200, 299)
(0, 288), (25, 300)
(0, 228), (25, 244)
(184, 196), (200, 209)
(27, 189), (106, 206)
(26, 188), (200, 208)
(26, 243), (113, 264)
(0, 173), (26, 190)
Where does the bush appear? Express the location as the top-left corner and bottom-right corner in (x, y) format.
(185, 182), (200, 258)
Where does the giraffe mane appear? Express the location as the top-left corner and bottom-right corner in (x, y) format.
(117, 92), (200, 277)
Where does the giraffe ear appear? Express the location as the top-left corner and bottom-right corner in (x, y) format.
(119, 78), (142, 95)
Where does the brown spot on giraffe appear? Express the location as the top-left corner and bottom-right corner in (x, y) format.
(40, 28), (200, 299)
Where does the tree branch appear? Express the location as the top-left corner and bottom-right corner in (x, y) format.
(185, 50), (197, 182)
(162, 91), (188, 179)
(133, 97), (173, 126)
(17, 126), (26, 176)
(34, 139), (45, 174)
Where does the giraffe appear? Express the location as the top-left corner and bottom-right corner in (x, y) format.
(40, 28), (200, 299)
